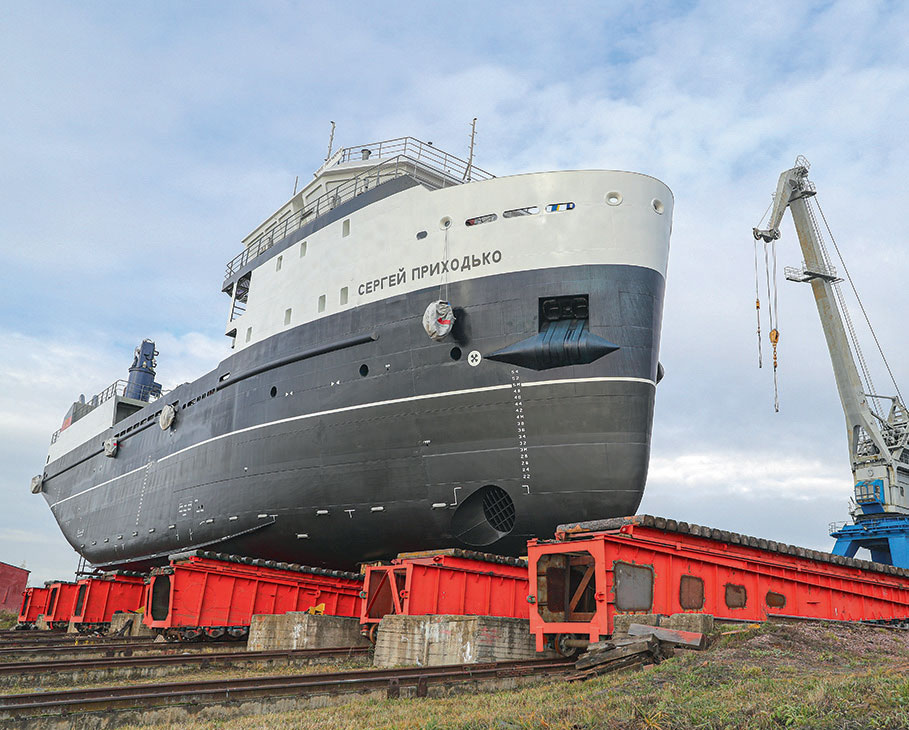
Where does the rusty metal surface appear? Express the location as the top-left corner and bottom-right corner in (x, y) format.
(394, 548), (527, 568)
(0, 657), (572, 718)
(0, 645), (370, 676)
(555, 514), (909, 578)
(160, 550), (361, 580)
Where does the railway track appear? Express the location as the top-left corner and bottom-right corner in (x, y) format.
(0, 645), (371, 688)
(0, 638), (242, 660)
(0, 657), (572, 725)
(0, 632), (154, 647)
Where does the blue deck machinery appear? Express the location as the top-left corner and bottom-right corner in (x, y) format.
(124, 339), (162, 402)
(755, 158), (909, 567)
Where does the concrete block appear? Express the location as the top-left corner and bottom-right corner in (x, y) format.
(110, 611), (154, 637)
(247, 613), (370, 652)
(35, 615), (50, 631)
(374, 615), (556, 668)
(612, 613), (663, 638)
(67, 618), (79, 634)
(665, 613), (714, 634)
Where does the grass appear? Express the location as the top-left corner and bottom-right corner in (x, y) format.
(0, 610), (18, 630)
(82, 621), (909, 729)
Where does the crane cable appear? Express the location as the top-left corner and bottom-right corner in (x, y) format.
(752, 199), (773, 370)
(753, 238), (763, 368)
(763, 239), (781, 412)
(815, 198), (905, 408)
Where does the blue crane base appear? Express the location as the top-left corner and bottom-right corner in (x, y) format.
(830, 517), (909, 568)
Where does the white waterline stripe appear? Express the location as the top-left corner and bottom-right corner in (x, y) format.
(51, 464), (148, 508)
(51, 376), (654, 507)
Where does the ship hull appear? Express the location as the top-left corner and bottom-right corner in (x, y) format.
(42, 261), (662, 569)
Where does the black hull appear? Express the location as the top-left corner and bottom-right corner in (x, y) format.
(42, 263), (664, 569)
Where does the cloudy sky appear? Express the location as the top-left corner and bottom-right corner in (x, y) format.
(3, 1), (908, 585)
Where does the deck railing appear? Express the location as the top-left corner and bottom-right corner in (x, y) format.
(50, 380), (167, 444)
(223, 138), (493, 283)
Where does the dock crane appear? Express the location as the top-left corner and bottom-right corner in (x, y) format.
(754, 157), (909, 566)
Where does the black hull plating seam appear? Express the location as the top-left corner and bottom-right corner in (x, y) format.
(80, 379), (655, 570)
(42, 263), (665, 569)
(44, 333), (381, 485)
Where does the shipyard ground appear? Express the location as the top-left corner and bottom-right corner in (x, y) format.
(17, 620), (906, 730)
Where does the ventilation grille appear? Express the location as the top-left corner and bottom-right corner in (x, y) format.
(482, 486), (516, 532)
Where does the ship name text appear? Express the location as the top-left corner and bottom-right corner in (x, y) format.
(357, 250), (503, 296)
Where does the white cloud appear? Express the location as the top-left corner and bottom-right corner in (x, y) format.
(3, 0), (909, 580)
(647, 450), (852, 500)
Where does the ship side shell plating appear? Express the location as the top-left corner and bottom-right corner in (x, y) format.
(39, 167), (672, 570)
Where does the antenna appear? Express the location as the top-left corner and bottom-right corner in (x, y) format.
(293, 175), (299, 196)
(465, 117), (477, 182)
(325, 121), (336, 162)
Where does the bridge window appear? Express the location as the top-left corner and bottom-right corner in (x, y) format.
(284, 308), (292, 326)
(300, 241), (307, 257)
(465, 213), (497, 226)
(275, 255), (283, 272)
(546, 202), (575, 212)
(340, 287), (349, 305)
(503, 206), (539, 218)
(318, 295), (326, 313)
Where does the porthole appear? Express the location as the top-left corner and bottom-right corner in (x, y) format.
(439, 216), (452, 230)
(450, 346), (462, 361)
(359, 364), (369, 377)
(416, 231), (428, 240)
(606, 192), (623, 206)
(652, 198), (665, 214)
(270, 386), (277, 398)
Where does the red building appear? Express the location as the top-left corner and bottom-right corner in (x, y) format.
(0, 561), (29, 613)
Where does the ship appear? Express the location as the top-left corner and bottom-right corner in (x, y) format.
(31, 136), (673, 571)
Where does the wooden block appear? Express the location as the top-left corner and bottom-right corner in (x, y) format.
(627, 623), (706, 650)
(572, 653), (650, 679)
(576, 636), (658, 670)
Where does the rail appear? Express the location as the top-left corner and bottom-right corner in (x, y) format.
(0, 646), (372, 688)
(223, 137), (494, 282)
(0, 657), (571, 718)
(50, 380), (168, 445)
(338, 137), (488, 181)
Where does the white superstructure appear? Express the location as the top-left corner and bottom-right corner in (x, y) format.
(223, 138), (673, 353)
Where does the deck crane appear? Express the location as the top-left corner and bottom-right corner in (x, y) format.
(754, 157), (909, 566)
